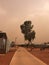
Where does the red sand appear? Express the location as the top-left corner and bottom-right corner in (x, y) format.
(0, 47), (49, 65)
(28, 48), (49, 65)
(0, 47), (16, 65)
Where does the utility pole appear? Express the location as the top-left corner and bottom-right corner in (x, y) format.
(15, 37), (17, 44)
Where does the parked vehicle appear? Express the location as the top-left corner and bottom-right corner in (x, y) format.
(0, 32), (10, 53)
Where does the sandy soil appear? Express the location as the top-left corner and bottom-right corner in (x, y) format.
(10, 47), (46, 65)
(0, 47), (16, 65)
(0, 47), (48, 65)
(27, 48), (49, 65)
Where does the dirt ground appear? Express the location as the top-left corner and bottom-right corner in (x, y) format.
(27, 48), (49, 65)
(0, 47), (16, 65)
(0, 47), (49, 65)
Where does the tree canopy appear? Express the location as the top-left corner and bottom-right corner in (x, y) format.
(20, 20), (36, 44)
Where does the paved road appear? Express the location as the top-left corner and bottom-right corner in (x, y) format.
(10, 47), (47, 65)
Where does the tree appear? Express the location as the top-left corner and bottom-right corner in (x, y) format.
(20, 20), (36, 45)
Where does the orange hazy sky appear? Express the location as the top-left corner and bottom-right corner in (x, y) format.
(0, 0), (49, 44)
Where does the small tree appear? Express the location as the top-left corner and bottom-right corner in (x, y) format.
(20, 21), (36, 45)
(10, 41), (16, 47)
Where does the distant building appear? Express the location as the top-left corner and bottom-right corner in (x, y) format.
(0, 32), (10, 53)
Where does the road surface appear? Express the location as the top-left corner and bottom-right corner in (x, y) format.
(10, 47), (47, 65)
